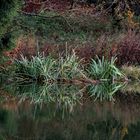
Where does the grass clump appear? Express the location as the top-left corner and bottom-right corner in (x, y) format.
(13, 53), (56, 82)
(121, 65), (140, 81)
(87, 56), (123, 81)
(13, 51), (84, 83)
(121, 82), (140, 94)
(57, 51), (83, 80)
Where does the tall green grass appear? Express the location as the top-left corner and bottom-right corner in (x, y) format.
(87, 56), (123, 81)
(13, 54), (56, 82)
(3, 53), (127, 102)
(13, 52), (84, 83)
(57, 51), (83, 80)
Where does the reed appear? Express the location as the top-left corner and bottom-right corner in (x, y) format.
(13, 53), (56, 82)
(87, 56), (123, 81)
(57, 51), (83, 80)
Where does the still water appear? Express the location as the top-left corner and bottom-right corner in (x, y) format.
(0, 82), (140, 140)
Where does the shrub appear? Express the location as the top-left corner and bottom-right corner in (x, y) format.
(0, 0), (20, 37)
(93, 31), (140, 65)
(116, 31), (140, 65)
(94, 34), (120, 60)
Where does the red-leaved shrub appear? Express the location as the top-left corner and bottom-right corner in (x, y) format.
(91, 31), (140, 65)
(116, 30), (140, 65)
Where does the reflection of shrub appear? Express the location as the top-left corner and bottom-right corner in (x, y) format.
(88, 82), (123, 101)
(0, 109), (8, 123)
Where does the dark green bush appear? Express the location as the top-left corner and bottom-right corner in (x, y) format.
(0, 0), (20, 37)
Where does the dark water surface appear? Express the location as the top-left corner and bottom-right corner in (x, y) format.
(0, 83), (140, 140)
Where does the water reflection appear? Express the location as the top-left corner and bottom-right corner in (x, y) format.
(88, 82), (124, 101)
(1, 83), (84, 115)
(0, 81), (134, 114)
(0, 82), (140, 139)
(0, 94), (140, 140)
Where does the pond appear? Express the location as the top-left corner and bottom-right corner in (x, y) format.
(0, 81), (140, 140)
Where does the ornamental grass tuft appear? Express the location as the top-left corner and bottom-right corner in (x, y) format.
(13, 53), (56, 82)
(87, 56), (123, 81)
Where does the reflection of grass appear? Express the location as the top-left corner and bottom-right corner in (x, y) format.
(53, 84), (83, 113)
(88, 82), (124, 101)
(15, 83), (83, 113)
(15, 83), (54, 103)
